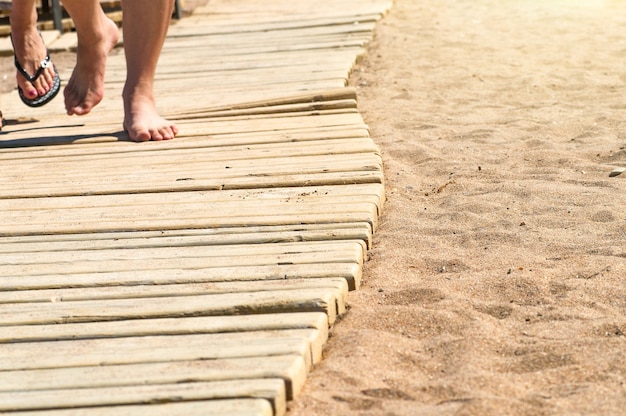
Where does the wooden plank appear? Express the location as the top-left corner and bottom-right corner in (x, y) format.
(190, 3), (391, 21)
(0, 240), (366, 265)
(0, 224), (372, 253)
(0, 125), (370, 158)
(0, 222), (369, 243)
(0, 277), (348, 305)
(0, 185), (382, 211)
(168, 87), (358, 115)
(0, 108), (369, 148)
(0, 156), (381, 187)
(0, 220), (370, 239)
(160, 34), (369, 57)
(0, 262), (363, 292)
(0, 201), (380, 235)
(0, 114), (369, 150)
(2, 105), (366, 134)
(167, 16), (380, 37)
(0, 211), (377, 238)
(0, 171), (382, 199)
(0, 183), (383, 207)
(0, 163), (381, 199)
(0, 287), (346, 326)
(0, 139), (380, 171)
(0, 379), (287, 416)
(152, 82), (354, 111)
(151, 69), (356, 93)
(1, 161), (381, 193)
(5, 81), (358, 117)
(7, 399), (274, 416)
(0, 231), (368, 256)
(103, 49), (365, 80)
(0, 355), (307, 399)
(0, 311), (329, 345)
(0, 186), (383, 234)
(0, 330), (320, 371)
(0, 178), (382, 202)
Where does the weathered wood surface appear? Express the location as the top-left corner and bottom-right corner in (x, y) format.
(0, 0), (390, 414)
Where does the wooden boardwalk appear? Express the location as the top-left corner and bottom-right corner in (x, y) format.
(0, 0), (390, 414)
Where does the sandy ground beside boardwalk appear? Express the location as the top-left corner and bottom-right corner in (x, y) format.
(289, 0), (626, 415)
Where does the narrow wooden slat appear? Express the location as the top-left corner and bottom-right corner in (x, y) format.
(0, 147), (381, 180)
(159, 38), (369, 56)
(0, 139), (379, 169)
(0, 225), (373, 254)
(0, 240), (366, 266)
(0, 242), (365, 280)
(2, 128), (370, 162)
(0, 184), (381, 210)
(169, 87), (357, 114)
(1, 168), (381, 198)
(0, 121), (370, 154)
(0, 262), (363, 292)
(0, 379), (287, 416)
(0, 184), (383, 208)
(166, 18), (379, 38)
(0, 355), (307, 399)
(0, 172), (382, 200)
(191, 2), (391, 21)
(0, 113), (370, 152)
(7, 399), (273, 416)
(0, 330), (319, 371)
(0, 126), (370, 158)
(96, 51), (365, 84)
(0, 312), (329, 345)
(0, 277), (348, 305)
(0, 222), (367, 243)
(0, 203), (379, 235)
(0, 110), (368, 148)
(0, 287), (346, 326)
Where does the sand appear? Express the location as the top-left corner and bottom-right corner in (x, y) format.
(1, 1), (624, 415)
(289, 0), (626, 415)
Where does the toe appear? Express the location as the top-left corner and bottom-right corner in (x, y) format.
(164, 126), (177, 140)
(150, 128), (164, 141)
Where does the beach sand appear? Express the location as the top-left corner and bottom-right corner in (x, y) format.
(289, 0), (626, 414)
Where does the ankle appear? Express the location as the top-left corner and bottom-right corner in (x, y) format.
(78, 13), (117, 39)
(123, 83), (155, 103)
(10, 7), (38, 32)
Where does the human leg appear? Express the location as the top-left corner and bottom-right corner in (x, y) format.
(60, 0), (119, 115)
(10, 0), (59, 104)
(120, 0), (179, 141)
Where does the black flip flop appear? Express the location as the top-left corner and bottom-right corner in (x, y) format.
(11, 33), (61, 108)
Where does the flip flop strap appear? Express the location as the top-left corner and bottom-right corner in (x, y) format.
(14, 54), (51, 83)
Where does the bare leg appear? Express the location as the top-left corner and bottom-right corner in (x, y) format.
(10, 1), (57, 100)
(60, 0), (119, 115)
(121, 0), (179, 141)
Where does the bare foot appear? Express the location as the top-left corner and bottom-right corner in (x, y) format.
(12, 28), (57, 101)
(123, 90), (179, 142)
(64, 17), (119, 115)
